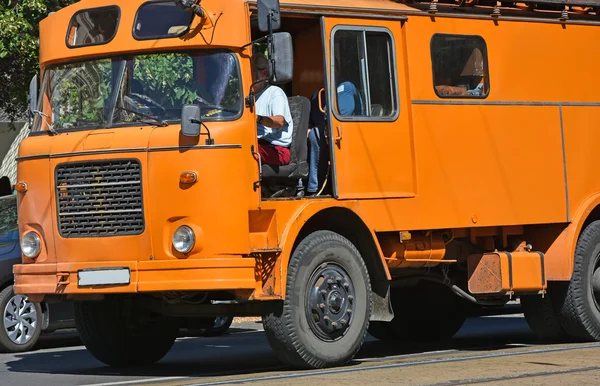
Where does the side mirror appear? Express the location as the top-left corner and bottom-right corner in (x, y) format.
(181, 105), (201, 137)
(28, 75), (38, 116)
(270, 32), (293, 85)
(258, 0), (280, 32)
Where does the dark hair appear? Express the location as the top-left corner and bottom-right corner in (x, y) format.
(0, 176), (11, 197)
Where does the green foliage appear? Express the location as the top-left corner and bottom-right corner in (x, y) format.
(50, 59), (113, 128)
(0, 0), (76, 122)
(134, 53), (199, 108)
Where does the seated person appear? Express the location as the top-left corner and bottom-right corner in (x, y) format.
(306, 80), (363, 195)
(253, 53), (294, 166)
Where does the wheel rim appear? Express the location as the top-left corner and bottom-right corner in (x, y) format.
(305, 262), (356, 342)
(213, 316), (229, 329)
(3, 295), (37, 345)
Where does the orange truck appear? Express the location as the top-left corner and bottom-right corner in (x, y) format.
(12, 0), (600, 369)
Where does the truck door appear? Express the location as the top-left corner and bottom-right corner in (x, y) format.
(322, 18), (416, 199)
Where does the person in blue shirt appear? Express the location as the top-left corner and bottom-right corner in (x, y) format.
(306, 80), (364, 196)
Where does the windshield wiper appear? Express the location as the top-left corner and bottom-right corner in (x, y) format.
(114, 107), (169, 127)
(32, 110), (58, 135)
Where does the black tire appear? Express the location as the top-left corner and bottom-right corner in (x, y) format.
(263, 230), (372, 369)
(0, 285), (42, 353)
(368, 282), (467, 342)
(521, 284), (569, 341)
(74, 297), (178, 367)
(556, 220), (600, 341)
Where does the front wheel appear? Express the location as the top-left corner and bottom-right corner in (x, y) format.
(74, 297), (178, 367)
(263, 230), (372, 369)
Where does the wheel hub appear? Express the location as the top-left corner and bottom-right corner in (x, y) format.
(3, 295), (37, 345)
(306, 264), (356, 341)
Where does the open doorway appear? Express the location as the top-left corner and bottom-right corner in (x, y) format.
(250, 16), (334, 200)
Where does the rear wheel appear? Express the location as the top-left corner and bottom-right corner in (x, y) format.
(555, 220), (600, 341)
(263, 230), (372, 369)
(0, 285), (42, 353)
(74, 297), (178, 367)
(368, 282), (467, 342)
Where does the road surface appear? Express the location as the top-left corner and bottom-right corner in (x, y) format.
(1, 314), (598, 385)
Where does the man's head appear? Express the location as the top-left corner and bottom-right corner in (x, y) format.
(253, 52), (270, 93)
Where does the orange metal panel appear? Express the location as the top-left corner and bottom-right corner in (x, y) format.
(322, 17), (417, 199)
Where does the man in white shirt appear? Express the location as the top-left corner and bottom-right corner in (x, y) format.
(254, 53), (294, 166)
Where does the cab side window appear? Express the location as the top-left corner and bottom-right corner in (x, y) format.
(332, 27), (398, 119)
(431, 34), (489, 98)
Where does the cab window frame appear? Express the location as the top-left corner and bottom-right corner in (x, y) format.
(30, 48), (245, 135)
(330, 25), (400, 123)
(133, 0), (194, 41)
(66, 5), (121, 49)
(430, 33), (491, 99)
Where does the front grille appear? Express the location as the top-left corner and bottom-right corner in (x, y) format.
(55, 159), (145, 238)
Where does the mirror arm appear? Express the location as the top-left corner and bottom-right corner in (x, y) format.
(241, 35), (269, 49)
(245, 78), (269, 108)
(190, 118), (214, 145)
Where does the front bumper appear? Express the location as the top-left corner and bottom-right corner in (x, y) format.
(13, 257), (257, 296)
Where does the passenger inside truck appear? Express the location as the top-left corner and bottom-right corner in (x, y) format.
(432, 35), (488, 98)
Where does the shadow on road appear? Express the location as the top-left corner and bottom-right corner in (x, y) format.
(5, 317), (541, 380)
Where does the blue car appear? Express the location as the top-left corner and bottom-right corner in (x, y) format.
(0, 194), (75, 353)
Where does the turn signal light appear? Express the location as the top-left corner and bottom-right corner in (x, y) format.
(15, 181), (28, 193)
(180, 171), (197, 184)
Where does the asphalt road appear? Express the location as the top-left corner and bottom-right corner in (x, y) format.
(0, 313), (596, 386)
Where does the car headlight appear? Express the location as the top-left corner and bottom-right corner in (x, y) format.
(173, 226), (195, 254)
(21, 232), (41, 258)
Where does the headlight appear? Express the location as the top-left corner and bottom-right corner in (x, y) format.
(21, 232), (41, 258)
(173, 226), (195, 254)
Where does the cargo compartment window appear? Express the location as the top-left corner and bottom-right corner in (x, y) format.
(431, 34), (489, 98)
(133, 1), (194, 40)
(67, 6), (120, 48)
(332, 27), (398, 120)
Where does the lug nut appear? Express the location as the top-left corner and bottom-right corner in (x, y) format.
(332, 322), (338, 328)
(346, 308), (352, 314)
(327, 279), (334, 285)
(336, 276), (342, 283)
(343, 282), (350, 290)
(340, 319), (347, 326)
(319, 303), (325, 309)
(324, 315), (330, 321)
(348, 295), (354, 302)
(320, 289), (327, 295)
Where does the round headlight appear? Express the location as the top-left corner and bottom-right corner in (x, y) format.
(173, 226), (195, 254)
(21, 232), (41, 258)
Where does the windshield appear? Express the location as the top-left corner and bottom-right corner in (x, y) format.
(32, 51), (242, 132)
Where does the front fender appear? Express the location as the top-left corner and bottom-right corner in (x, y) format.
(270, 200), (391, 299)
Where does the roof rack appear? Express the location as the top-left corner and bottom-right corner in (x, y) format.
(399, 0), (600, 7)
(394, 0), (600, 19)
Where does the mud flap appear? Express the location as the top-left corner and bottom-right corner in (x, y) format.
(369, 281), (394, 322)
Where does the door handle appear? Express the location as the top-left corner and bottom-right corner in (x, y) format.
(251, 144), (262, 191)
(335, 125), (343, 147)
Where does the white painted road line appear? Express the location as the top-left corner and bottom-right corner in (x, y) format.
(82, 376), (189, 386)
